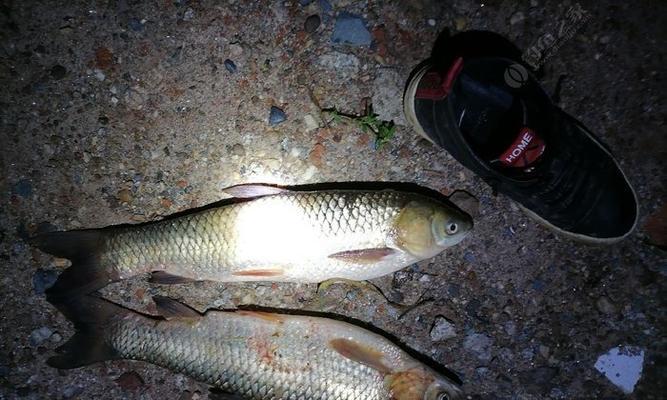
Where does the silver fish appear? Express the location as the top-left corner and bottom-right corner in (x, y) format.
(49, 295), (463, 400)
(31, 184), (472, 299)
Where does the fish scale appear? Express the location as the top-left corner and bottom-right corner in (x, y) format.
(102, 191), (416, 281)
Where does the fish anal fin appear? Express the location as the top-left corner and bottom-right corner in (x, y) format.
(149, 271), (197, 285)
(232, 268), (284, 277)
(222, 184), (288, 199)
(153, 296), (202, 320)
(236, 310), (284, 324)
(329, 338), (392, 374)
(328, 248), (396, 264)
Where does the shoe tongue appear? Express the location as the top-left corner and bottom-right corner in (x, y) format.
(497, 127), (545, 168)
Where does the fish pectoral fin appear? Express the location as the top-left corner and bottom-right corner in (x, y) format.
(149, 271), (198, 285)
(328, 247), (397, 264)
(329, 338), (392, 374)
(236, 310), (284, 324)
(209, 387), (245, 400)
(153, 296), (202, 320)
(231, 268), (284, 277)
(222, 184), (288, 198)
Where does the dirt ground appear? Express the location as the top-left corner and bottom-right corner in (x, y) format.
(1, 1), (665, 399)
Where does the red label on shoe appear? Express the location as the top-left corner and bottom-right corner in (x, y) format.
(415, 57), (464, 100)
(498, 127), (545, 167)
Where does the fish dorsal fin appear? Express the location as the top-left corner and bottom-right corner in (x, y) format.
(329, 338), (392, 374)
(222, 184), (288, 198)
(328, 248), (396, 264)
(153, 296), (202, 320)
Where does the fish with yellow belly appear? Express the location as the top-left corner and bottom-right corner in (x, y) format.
(30, 184), (472, 299)
(48, 295), (463, 400)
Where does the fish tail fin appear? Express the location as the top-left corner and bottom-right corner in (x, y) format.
(29, 230), (118, 301)
(47, 295), (125, 369)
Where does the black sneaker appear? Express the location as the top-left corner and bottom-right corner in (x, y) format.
(403, 56), (638, 243)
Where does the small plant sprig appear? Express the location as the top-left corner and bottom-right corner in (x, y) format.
(323, 106), (396, 149)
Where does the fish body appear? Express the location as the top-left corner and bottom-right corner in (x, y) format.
(49, 296), (463, 400)
(32, 185), (472, 298)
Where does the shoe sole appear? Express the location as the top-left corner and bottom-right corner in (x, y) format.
(402, 62), (639, 244)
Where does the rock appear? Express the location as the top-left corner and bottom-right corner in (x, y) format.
(12, 179), (33, 197)
(95, 46), (114, 70)
(50, 65), (67, 80)
(32, 269), (58, 294)
(183, 8), (195, 21)
(94, 69), (106, 81)
(128, 18), (144, 32)
(29, 327), (53, 346)
(230, 143), (245, 157)
(427, 18), (436, 27)
(371, 68), (407, 126)
(594, 346), (645, 394)
(309, 142), (325, 168)
(303, 114), (319, 131)
(117, 188), (133, 204)
(463, 332), (493, 362)
(596, 296), (616, 314)
(331, 12), (371, 46)
(430, 316), (457, 341)
(269, 106), (287, 126)
(62, 386), (83, 399)
(510, 11), (525, 25)
(124, 88), (146, 110)
(115, 371), (145, 391)
(317, 52), (360, 76)
(304, 14), (321, 33)
(229, 44), (243, 57)
(224, 59), (237, 73)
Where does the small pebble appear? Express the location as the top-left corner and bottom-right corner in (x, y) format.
(269, 106), (287, 126)
(63, 386), (83, 399)
(32, 269), (58, 295)
(224, 59), (237, 73)
(29, 327), (53, 346)
(430, 316), (457, 341)
(427, 18), (436, 26)
(50, 65), (67, 80)
(596, 296), (616, 314)
(12, 179), (33, 198)
(331, 12), (371, 46)
(304, 15), (321, 33)
(115, 371), (145, 391)
(117, 188), (133, 204)
(303, 114), (319, 131)
(230, 143), (246, 157)
(463, 332), (493, 362)
(510, 11), (525, 25)
(183, 8), (195, 21)
(128, 18), (144, 32)
(94, 69), (106, 81)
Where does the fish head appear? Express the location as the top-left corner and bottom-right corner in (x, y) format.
(394, 199), (472, 258)
(385, 366), (463, 400)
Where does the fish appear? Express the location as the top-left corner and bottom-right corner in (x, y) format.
(30, 184), (472, 299)
(48, 294), (464, 400)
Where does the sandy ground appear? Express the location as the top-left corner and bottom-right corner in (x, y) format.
(1, 1), (665, 399)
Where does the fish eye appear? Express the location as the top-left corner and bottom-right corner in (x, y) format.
(445, 223), (458, 235)
(437, 394), (450, 400)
